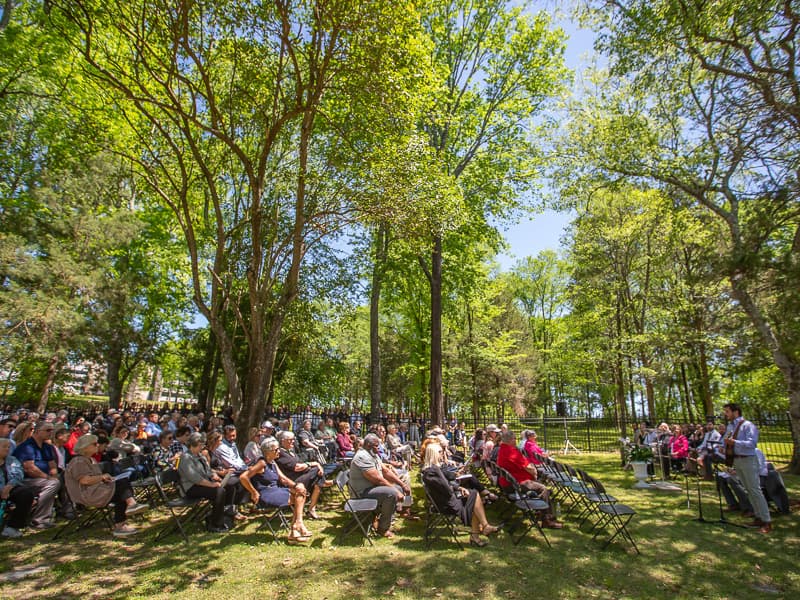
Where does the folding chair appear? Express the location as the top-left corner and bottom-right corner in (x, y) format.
(254, 499), (293, 543)
(420, 475), (464, 550)
(52, 502), (116, 540)
(117, 455), (160, 507)
(333, 470), (378, 546)
(494, 465), (551, 548)
(573, 468), (619, 531)
(152, 469), (212, 543)
(588, 476), (639, 554)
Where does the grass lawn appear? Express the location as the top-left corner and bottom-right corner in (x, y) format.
(1, 453), (798, 600)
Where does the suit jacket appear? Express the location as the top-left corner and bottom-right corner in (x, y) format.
(421, 465), (461, 516)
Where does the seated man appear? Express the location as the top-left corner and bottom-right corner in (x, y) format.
(12, 421), (61, 529)
(275, 430), (330, 520)
(213, 425), (248, 473)
(348, 433), (410, 538)
(695, 421), (721, 480)
(496, 430), (562, 529)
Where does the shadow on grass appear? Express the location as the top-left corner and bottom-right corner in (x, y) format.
(1, 454), (798, 599)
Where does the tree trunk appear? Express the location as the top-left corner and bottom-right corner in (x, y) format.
(148, 366), (162, 405)
(198, 330), (217, 414)
(729, 277), (800, 473)
(369, 223), (389, 422)
(107, 341), (123, 410)
(37, 352), (60, 414)
(429, 235), (444, 427)
(696, 340), (713, 419)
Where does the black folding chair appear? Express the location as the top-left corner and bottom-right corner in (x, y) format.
(52, 502), (116, 540)
(587, 476), (639, 554)
(152, 469), (212, 543)
(420, 475), (464, 550)
(494, 465), (552, 548)
(333, 470), (378, 546)
(253, 499), (293, 543)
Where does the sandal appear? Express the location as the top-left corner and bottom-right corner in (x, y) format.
(469, 531), (487, 547)
(481, 523), (500, 536)
(306, 508), (319, 520)
(287, 533), (312, 544)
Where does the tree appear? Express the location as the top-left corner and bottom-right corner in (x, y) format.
(53, 0), (429, 435)
(419, 0), (568, 425)
(570, 0), (800, 470)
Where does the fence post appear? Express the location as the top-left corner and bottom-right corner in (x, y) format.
(586, 417), (592, 452)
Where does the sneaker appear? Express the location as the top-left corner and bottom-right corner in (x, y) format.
(125, 502), (148, 516)
(1, 526), (22, 538)
(31, 521), (55, 530)
(112, 524), (138, 537)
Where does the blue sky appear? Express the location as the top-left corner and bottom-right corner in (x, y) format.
(495, 8), (597, 270)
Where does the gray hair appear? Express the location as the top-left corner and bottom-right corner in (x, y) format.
(500, 430), (516, 444)
(260, 437), (278, 453)
(363, 433), (380, 449)
(276, 430), (294, 443)
(187, 432), (204, 448)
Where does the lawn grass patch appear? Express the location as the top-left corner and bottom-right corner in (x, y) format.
(1, 453), (797, 599)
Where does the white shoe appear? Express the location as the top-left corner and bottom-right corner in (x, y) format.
(1, 526), (22, 538)
(125, 502), (148, 516)
(112, 524), (138, 537)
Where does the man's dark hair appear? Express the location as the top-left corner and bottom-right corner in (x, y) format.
(175, 426), (191, 438)
(723, 403), (741, 416)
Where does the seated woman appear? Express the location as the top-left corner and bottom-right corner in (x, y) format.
(668, 425), (689, 474)
(421, 442), (499, 547)
(0, 438), (36, 538)
(108, 425), (141, 460)
(243, 427), (263, 466)
(335, 421), (355, 459)
(238, 437), (311, 543)
(64, 434), (148, 537)
(177, 432), (239, 533)
(152, 430), (179, 469)
(297, 420), (325, 463)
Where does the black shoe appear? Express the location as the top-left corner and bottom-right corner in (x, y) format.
(206, 523), (229, 533)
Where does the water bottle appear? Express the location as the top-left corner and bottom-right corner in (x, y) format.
(554, 501), (561, 519)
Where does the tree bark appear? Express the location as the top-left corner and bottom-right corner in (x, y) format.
(369, 223), (389, 422)
(107, 341), (123, 410)
(729, 276), (800, 473)
(37, 352), (60, 414)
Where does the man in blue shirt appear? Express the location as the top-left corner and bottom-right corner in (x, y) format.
(12, 421), (61, 528)
(723, 403), (771, 534)
(143, 412), (162, 438)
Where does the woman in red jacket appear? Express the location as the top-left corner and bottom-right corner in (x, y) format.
(668, 425), (689, 475)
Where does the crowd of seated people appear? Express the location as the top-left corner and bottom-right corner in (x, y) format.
(1, 401), (791, 543)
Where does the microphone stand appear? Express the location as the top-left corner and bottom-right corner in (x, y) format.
(689, 445), (746, 528)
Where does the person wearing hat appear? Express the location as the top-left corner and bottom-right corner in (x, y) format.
(12, 421), (61, 529)
(64, 434), (148, 537)
(522, 430), (549, 465)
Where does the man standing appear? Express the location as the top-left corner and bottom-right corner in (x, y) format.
(723, 403), (771, 534)
(12, 421), (61, 528)
(348, 433), (410, 538)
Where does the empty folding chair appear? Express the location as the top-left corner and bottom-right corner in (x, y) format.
(589, 477), (639, 554)
(333, 470), (378, 546)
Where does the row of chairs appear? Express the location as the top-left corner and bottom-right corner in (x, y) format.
(534, 455), (639, 554)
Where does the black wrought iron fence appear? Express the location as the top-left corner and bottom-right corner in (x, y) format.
(452, 412), (795, 465)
